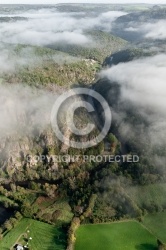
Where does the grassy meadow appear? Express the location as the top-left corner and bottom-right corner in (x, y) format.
(0, 218), (66, 250)
(143, 211), (166, 244)
(75, 221), (157, 250)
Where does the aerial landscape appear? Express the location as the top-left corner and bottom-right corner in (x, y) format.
(0, 0), (166, 249)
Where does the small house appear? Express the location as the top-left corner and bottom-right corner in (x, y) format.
(14, 244), (24, 250)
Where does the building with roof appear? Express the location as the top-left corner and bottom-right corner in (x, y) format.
(14, 244), (24, 250)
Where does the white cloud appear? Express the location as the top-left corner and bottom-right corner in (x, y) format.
(101, 54), (166, 113)
(124, 20), (166, 41)
(100, 54), (166, 146)
(0, 84), (57, 138)
(0, 9), (127, 46)
(144, 20), (166, 40)
(1, 1), (166, 4)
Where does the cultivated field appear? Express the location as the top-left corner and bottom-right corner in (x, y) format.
(75, 221), (157, 250)
(0, 218), (66, 250)
(143, 211), (166, 243)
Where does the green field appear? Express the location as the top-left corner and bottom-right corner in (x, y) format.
(126, 183), (166, 209)
(0, 218), (66, 250)
(143, 212), (166, 243)
(75, 221), (157, 250)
